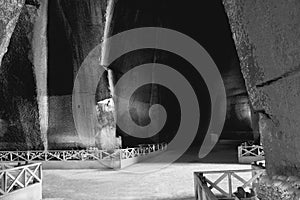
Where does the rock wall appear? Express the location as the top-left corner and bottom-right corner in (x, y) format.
(32, 0), (48, 150)
(0, 0), (24, 67)
(47, 0), (115, 149)
(0, 0), (116, 150)
(0, 0), (263, 151)
(223, 0), (300, 176)
(0, 1), (44, 150)
(0, 0), (24, 148)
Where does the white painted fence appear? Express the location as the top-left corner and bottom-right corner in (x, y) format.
(194, 165), (266, 200)
(0, 149), (119, 162)
(0, 143), (168, 169)
(238, 143), (265, 163)
(0, 163), (42, 200)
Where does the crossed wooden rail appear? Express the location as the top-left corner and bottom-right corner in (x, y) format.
(0, 163), (42, 196)
(194, 173), (218, 200)
(238, 143), (265, 163)
(0, 143), (167, 163)
(121, 143), (167, 160)
(194, 166), (266, 199)
(0, 149), (119, 162)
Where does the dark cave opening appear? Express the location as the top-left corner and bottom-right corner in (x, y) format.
(44, 0), (258, 149)
(108, 48), (211, 147)
(110, 0), (258, 147)
(47, 0), (74, 96)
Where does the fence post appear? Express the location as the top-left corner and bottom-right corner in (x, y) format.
(228, 172), (233, 198)
(39, 163), (42, 182)
(194, 173), (199, 200)
(99, 151), (103, 159)
(45, 151), (48, 161)
(201, 187), (207, 200)
(62, 151), (65, 161)
(1, 171), (7, 194)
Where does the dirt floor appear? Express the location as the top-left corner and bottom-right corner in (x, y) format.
(43, 140), (252, 200)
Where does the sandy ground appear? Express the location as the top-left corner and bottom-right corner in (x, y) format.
(43, 141), (252, 200)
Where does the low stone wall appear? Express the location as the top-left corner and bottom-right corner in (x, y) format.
(41, 160), (120, 170)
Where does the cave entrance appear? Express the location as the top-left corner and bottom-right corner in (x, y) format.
(108, 0), (259, 150)
(46, 0), (259, 152)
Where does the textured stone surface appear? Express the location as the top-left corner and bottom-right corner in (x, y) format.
(0, 0), (118, 150)
(0, 2), (45, 150)
(96, 98), (121, 150)
(223, 0), (300, 177)
(48, 95), (77, 149)
(32, 0), (48, 149)
(0, 0), (24, 67)
(258, 174), (300, 200)
(47, 0), (115, 149)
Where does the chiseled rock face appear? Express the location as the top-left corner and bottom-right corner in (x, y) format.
(223, 0), (300, 176)
(0, 0), (116, 150)
(47, 0), (114, 150)
(0, 1), (45, 150)
(258, 174), (300, 200)
(96, 98), (120, 150)
(0, 0), (24, 67)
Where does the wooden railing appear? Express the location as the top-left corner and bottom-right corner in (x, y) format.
(0, 163), (42, 196)
(0, 143), (167, 163)
(194, 166), (266, 199)
(194, 172), (218, 200)
(121, 143), (167, 160)
(0, 149), (119, 162)
(238, 143), (265, 163)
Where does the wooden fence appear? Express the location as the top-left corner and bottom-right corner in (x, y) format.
(238, 143), (265, 163)
(0, 143), (167, 170)
(194, 165), (266, 199)
(0, 149), (120, 162)
(121, 143), (167, 160)
(0, 163), (42, 196)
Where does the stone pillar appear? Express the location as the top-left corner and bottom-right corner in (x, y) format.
(32, 0), (48, 150)
(0, 1), (47, 150)
(97, 0), (120, 150)
(223, 0), (300, 177)
(0, 0), (24, 67)
(47, 0), (116, 149)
